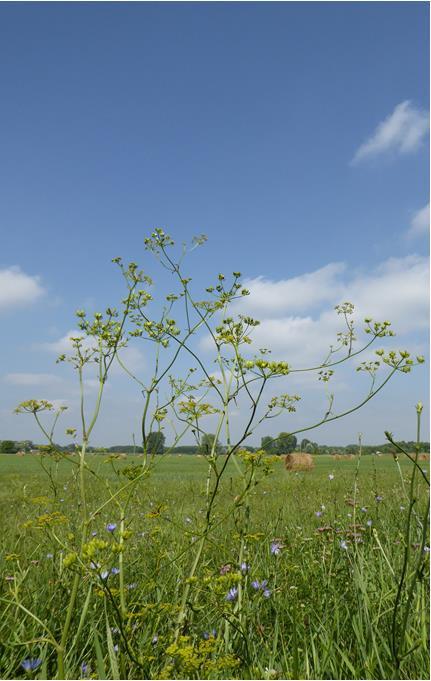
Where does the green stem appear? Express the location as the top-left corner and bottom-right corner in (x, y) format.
(57, 572), (80, 679)
(174, 532), (207, 641)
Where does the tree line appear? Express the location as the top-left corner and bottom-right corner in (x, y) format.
(1, 434), (429, 456)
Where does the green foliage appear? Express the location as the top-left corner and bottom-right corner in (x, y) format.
(0, 440), (16, 453)
(169, 445), (200, 455)
(199, 433), (222, 456)
(146, 431), (166, 456)
(300, 437), (311, 451)
(261, 433), (297, 455)
(261, 435), (276, 454)
(276, 432), (297, 454)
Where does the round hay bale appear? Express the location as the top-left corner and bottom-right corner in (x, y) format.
(284, 452), (314, 471)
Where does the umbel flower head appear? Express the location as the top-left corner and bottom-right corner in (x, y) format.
(15, 400), (55, 414)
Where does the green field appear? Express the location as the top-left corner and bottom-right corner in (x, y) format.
(1, 453), (429, 680)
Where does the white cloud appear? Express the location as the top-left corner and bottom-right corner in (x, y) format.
(351, 101), (429, 164)
(84, 378), (104, 390)
(49, 398), (69, 411)
(42, 329), (92, 354)
(0, 266), (45, 311)
(233, 263), (345, 318)
(406, 203), (430, 239)
(43, 330), (145, 375)
(239, 315), (335, 366)
(201, 255), (429, 366)
(112, 346), (146, 375)
(340, 255), (429, 334)
(4, 372), (61, 386)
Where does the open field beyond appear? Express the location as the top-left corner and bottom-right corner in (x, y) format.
(0, 453), (429, 680)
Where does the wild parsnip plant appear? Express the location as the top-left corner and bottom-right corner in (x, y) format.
(1, 230), (428, 680)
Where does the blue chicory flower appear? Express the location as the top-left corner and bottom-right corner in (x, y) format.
(270, 541), (282, 555)
(251, 579), (270, 594)
(226, 587), (238, 602)
(21, 659), (42, 672)
(106, 523), (117, 532)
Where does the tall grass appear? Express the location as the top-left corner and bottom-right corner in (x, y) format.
(0, 453), (428, 680)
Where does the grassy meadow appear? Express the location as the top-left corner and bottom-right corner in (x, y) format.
(0, 452), (429, 680)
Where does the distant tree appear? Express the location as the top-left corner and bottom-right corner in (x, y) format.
(199, 433), (221, 455)
(146, 431), (166, 456)
(108, 445), (144, 454)
(170, 445), (199, 455)
(0, 440), (16, 453)
(276, 432), (297, 455)
(109, 445), (144, 454)
(300, 438), (311, 451)
(16, 440), (33, 452)
(261, 435), (276, 453)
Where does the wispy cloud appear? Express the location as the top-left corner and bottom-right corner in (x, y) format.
(406, 203), (430, 239)
(202, 255), (429, 366)
(351, 101), (429, 165)
(232, 263), (345, 318)
(4, 372), (61, 386)
(111, 346), (146, 375)
(42, 330), (145, 375)
(0, 267), (45, 311)
(42, 329), (95, 354)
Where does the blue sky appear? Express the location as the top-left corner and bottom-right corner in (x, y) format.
(0, 3), (429, 447)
